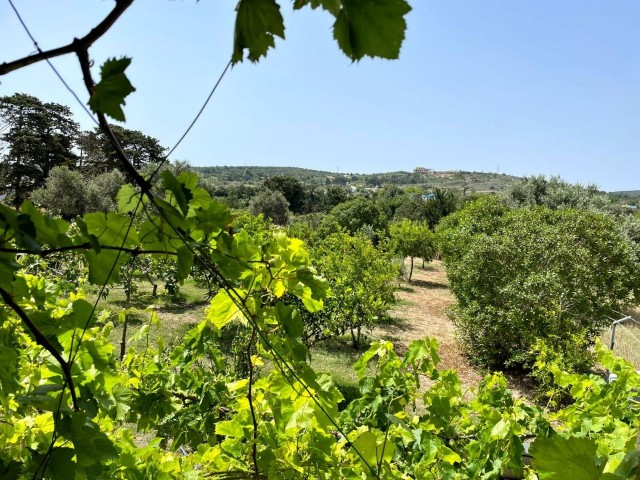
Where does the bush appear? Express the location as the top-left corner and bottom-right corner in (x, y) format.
(30, 166), (87, 218)
(437, 196), (640, 371)
(323, 197), (388, 236)
(249, 189), (290, 225)
(305, 230), (399, 348)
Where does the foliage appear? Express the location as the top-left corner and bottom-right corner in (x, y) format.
(233, 0), (412, 64)
(324, 197), (388, 236)
(389, 219), (436, 281)
(438, 196), (640, 370)
(250, 188), (291, 225)
(0, 93), (79, 205)
(307, 230), (399, 347)
(421, 188), (459, 230)
(504, 175), (610, 212)
(264, 175), (307, 214)
(30, 167), (88, 219)
(5, 2), (640, 478)
(78, 125), (166, 178)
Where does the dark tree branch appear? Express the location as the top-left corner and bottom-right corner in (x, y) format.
(0, 287), (79, 411)
(0, 245), (178, 257)
(0, 0), (134, 76)
(247, 328), (260, 480)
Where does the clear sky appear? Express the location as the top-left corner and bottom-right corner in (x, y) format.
(1, 1), (638, 191)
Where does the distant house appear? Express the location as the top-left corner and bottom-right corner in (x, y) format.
(414, 167), (434, 175)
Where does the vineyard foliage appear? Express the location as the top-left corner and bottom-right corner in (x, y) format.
(1, 173), (639, 479)
(1, 0), (640, 478)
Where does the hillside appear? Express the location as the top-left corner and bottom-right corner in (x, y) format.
(193, 166), (520, 194)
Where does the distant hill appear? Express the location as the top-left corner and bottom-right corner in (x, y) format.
(193, 166), (520, 194)
(610, 190), (640, 199)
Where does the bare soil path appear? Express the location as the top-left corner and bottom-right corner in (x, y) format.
(374, 259), (484, 392)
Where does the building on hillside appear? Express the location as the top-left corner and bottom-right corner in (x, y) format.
(413, 167), (434, 175)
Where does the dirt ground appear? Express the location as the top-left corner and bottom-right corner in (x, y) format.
(373, 259), (484, 393)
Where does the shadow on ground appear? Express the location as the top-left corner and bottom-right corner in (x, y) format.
(406, 279), (449, 290)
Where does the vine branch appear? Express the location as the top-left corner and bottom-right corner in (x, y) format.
(0, 0), (133, 76)
(0, 245), (178, 257)
(0, 287), (79, 411)
(247, 328), (260, 480)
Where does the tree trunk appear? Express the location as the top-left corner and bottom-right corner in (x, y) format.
(120, 313), (128, 361)
(408, 257), (414, 282)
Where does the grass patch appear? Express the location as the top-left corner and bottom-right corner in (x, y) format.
(86, 277), (210, 355)
(309, 337), (369, 409)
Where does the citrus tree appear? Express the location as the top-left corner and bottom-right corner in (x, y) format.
(389, 219), (436, 281)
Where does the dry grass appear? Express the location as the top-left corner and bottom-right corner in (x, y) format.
(601, 306), (640, 370)
(374, 260), (485, 393)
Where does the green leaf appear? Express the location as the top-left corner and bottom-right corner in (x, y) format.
(276, 302), (303, 338)
(162, 170), (193, 216)
(88, 57), (136, 121)
(176, 245), (194, 281)
(333, 0), (411, 61)
(293, 0), (342, 16)
(116, 184), (141, 213)
(530, 436), (602, 480)
(232, 0), (285, 64)
(215, 419), (245, 438)
(206, 290), (244, 328)
(351, 430), (394, 468)
(84, 250), (128, 285)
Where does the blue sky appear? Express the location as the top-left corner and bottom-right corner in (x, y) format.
(1, 1), (638, 191)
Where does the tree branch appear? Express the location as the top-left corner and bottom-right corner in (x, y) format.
(0, 244), (178, 257)
(247, 328), (260, 480)
(0, 0), (133, 76)
(0, 287), (79, 411)
(75, 47), (152, 193)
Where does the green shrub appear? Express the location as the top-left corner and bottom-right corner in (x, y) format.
(438, 196), (640, 371)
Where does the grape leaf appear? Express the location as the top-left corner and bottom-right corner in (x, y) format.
(88, 57), (136, 121)
(333, 0), (411, 61)
(293, 0), (342, 16)
(530, 436), (602, 480)
(232, 0), (285, 63)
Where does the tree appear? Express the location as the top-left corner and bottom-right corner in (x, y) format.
(263, 175), (307, 214)
(309, 230), (398, 348)
(375, 184), (408, 219)
(0, 93), (79, 205)
(30, 166), (87, 218)
(78, 126), (166, 178)
(30, 167), (126, 217)
(249, 189), (290, 225)
(324, 197), (388, 236)
(390, 219), (436, 281)
(438, 196), (640, 370)
(422, 188), (458, 230)
(504, 175), (609, 211)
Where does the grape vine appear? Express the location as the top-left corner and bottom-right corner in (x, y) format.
(1, 1), (639, 479)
